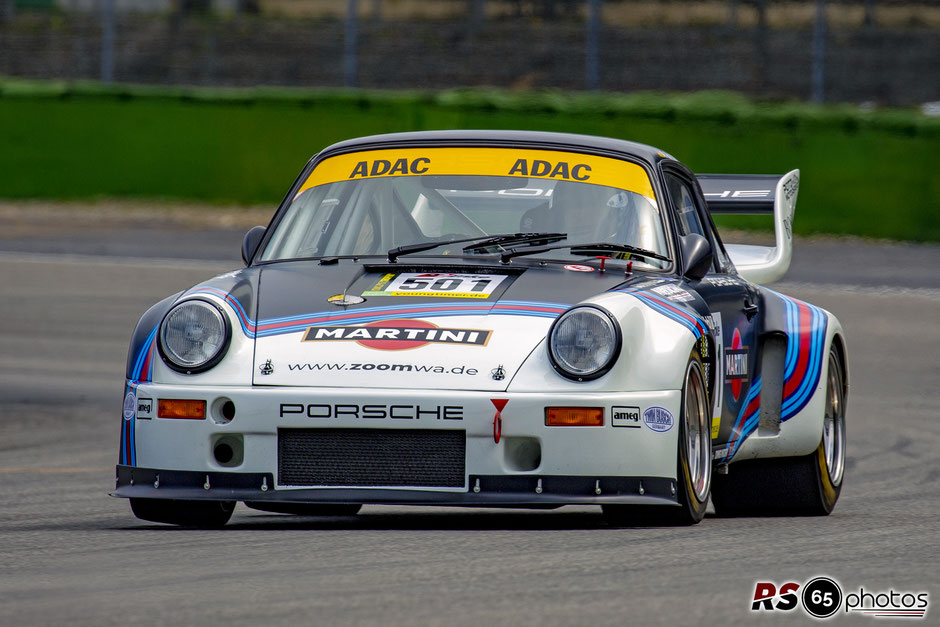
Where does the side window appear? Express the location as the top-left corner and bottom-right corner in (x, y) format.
(690, 179), (734, 271)
(666, 170), (734, 274)
(705, 212), (733, 270)
(665, 173), (706, 238)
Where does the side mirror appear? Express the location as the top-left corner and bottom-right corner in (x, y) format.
(241, 226), (266, 265)
(680, 233), (713, 281)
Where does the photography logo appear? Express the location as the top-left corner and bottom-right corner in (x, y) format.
(801, 577), (842, 619)
(751, 576), (929, 620)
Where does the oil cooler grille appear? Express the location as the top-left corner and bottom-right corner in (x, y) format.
(277, 428), (466, 488)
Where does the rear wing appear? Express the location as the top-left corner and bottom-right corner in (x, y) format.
(695, 170), (800, 284)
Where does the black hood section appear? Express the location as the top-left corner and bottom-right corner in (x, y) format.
(254, 258), (648, 320)
(255, 260), (372, 322)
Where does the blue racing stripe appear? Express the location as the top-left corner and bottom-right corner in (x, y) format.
(616, 291), (701, 339)
(183, 287), (571, 339)
(782, 305), (826, 416)
(727, 291), (829, 461)
(783, 298), (799, 378)
(253, 307), (564, 337)
(131, 326), (158, 380)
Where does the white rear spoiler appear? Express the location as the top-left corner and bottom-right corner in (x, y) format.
(696, 169), (800, 284)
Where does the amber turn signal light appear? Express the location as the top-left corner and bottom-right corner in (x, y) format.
(545, 407), (604, 426)
(158, 399), (207, 419)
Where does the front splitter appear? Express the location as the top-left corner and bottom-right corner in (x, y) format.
(112, 465), (680, 507)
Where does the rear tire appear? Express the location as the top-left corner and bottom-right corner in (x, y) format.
(603, 350), (711, 526)
(130, 498), (235, 528)
(244, 502), (362, 517)
(711, 346), (846, 516)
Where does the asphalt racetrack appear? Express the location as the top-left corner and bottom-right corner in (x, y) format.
(1, 209), (938, 625)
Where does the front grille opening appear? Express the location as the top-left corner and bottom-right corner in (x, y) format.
(278, 428), (466, 488)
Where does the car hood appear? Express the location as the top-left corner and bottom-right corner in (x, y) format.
(249, 259), (629, 391)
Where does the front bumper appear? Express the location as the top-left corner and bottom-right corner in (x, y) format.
(115, 384), (682, 507)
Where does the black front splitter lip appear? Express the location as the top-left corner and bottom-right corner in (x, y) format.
(111, 465), (680, 507)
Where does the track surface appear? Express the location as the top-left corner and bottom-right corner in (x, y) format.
(1, 220), (938, 626)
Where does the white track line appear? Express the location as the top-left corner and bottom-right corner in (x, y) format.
(773, 281), (940, 301)
(0, 250), (235, 270)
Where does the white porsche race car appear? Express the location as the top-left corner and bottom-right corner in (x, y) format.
(113, 131), (848, 527)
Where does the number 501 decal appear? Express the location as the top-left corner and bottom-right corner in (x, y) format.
(363, 273), (509, 299)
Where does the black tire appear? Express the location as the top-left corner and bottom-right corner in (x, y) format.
(603, 349), (711, 526)
(130, 498), (235, 528)
(244, 502), (362, 517)
(711, 346), (846, 517)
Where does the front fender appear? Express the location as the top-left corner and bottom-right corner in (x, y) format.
(125, 293), (181, 381)
(508, 291), (702, 394)
(125, 268), (261, 387)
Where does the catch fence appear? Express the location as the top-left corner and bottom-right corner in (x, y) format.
(1, 0), (938, 104)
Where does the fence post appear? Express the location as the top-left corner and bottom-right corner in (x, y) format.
(754, 0), (767, 90)
(101, 0), (116, 83)
(811, 0), (827, 103)
(863, 0), (875, 28)
(345, 0), (358, 88)
(586, 0), (600, 90)
(470, 0), (484, 26)
(1, 0), (15, 23)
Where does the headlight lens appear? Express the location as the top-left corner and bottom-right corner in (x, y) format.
(159, 300), (230, 373)
(548, 306), (620, 380)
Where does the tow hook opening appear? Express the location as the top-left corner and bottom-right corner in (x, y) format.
(212, 434), (244, 467)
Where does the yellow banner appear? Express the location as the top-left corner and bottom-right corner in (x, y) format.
(299, 147), (655, 200)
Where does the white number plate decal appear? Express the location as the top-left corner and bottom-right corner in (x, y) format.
(363, 273), (509, 299)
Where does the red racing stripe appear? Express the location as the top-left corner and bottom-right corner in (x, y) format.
(140, 342), (154, 382)
(123, 418), (132, 465)
(783, 302), (812, 397)
(641, 292), (707, 336)
(493, 304), (567, 313)
(730, 390), (761, 441)
(255, 305), (494, 331)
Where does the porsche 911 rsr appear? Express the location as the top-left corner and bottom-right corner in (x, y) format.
(112, 131), (848, 527)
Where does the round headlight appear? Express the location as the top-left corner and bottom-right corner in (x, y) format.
(548, 305), (621, 381)
(159, 299), (231, 373)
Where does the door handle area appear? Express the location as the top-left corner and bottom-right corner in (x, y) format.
(743, 301), (759, 320)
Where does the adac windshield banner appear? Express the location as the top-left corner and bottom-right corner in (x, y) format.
(300, 147), (656, 201)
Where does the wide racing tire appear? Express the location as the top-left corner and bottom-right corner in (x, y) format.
(130, 498), (235, 528)
(711, 346), (846, 516)
(603, 349), (711, 526)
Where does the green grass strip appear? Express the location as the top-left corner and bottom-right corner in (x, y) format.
(1, 78), (937, 241)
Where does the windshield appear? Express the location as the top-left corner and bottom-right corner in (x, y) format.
(260, 147), (669, 268)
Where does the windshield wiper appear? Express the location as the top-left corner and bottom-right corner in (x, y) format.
(568, 243), (671, 262)
(461, 232), (567, 253)
(387, 232), (566, 263)
(496, 242), (672, 264)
